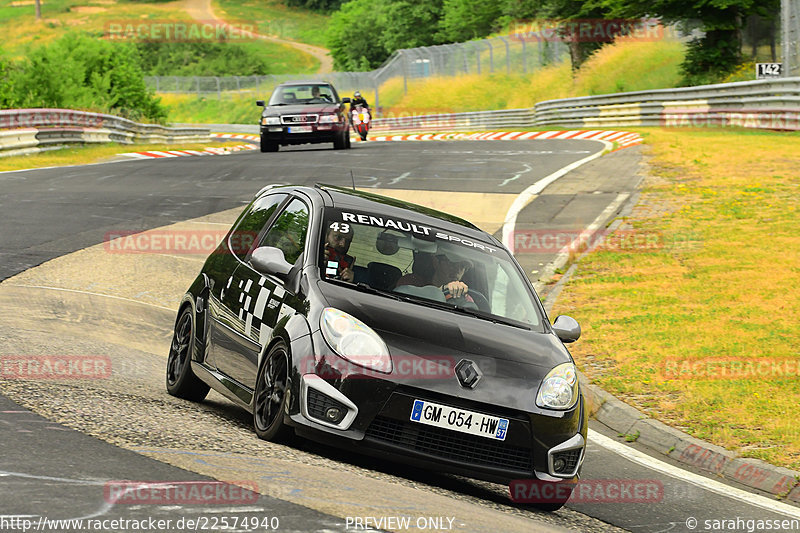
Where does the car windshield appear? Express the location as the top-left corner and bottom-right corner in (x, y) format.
(320, 208), (543, 328)
(268, 84), (336, 105)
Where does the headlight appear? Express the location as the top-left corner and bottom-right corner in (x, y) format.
(536, 362), (579, 410)
(318, 114), (340, 124)
(261, 116), (280, 125)
(320, 308), (391, 373)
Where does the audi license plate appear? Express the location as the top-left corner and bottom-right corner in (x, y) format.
(288, 126), (312, 133)
(410, 399), (508, 441)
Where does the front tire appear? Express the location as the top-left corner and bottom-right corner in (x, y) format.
(260, 136), (278, 152)
(253, 343), (294, 442)
(333, 130), (348, 150)
(166, 307), (210, 402)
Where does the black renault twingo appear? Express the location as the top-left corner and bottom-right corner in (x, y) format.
(166, 184), (586, 510)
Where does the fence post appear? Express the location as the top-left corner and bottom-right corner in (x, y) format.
(521, 37), (527, 74)
(195, 76), (200, 96)
(373, 74), (380, 116)
(216, 77), (221, 100)
(476, 43), (481, 75)
(487, 41), (494, 72)
(499, 36), (510, 74)
(402, 50), (408, 94)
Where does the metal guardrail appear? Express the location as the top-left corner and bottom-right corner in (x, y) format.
(0, 109), (210, 157)
(369, 78), (800, 133)
(2, 78), (799, 156)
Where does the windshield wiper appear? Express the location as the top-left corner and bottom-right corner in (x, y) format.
(323, 278), (404, 302)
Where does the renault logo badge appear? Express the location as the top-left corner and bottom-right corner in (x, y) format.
(455, 359), (482, 389)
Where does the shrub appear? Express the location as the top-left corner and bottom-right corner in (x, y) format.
(7, 34), (166, 122)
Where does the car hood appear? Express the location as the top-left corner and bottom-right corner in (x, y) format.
(315, 281), (575, 410)
(318, 281), (572, 368)
(264, 104), (341, 116)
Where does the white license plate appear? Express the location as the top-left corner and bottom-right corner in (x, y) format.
(410, 399), (508, 441)
(288, 126), (312, 133)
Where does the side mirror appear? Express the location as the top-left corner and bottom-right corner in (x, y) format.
(552, 315), (581, 343)
(341, 97), (351, 104)
(256, 100), (265, 107)
(250, 246), (292, 279)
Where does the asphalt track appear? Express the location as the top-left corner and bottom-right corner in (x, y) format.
(1, 140), (798, 533)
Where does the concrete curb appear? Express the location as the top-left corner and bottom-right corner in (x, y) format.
(545, 155), (800, 504)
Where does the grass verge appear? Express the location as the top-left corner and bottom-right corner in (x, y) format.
(214, 0), (330, 47)
(1, 0), (318, 73)
(0, 141), (247, 172)
(552, 128), (800, 469)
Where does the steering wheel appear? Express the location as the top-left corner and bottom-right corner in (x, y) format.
(465, 289), (491, 313)
(442, 287), (490, 313)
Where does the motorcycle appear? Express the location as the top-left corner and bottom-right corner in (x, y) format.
(351, 104), (370, 141)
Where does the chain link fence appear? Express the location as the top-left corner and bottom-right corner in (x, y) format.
(145, 35), (569, 108)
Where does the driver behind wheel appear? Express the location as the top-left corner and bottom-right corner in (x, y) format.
(396, 246), (474, 303)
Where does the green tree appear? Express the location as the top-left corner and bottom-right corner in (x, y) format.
(525, 0), (612, 70)
(381, 0), (444, 52)
(10, 34), (165, 121)
(326, 0), (390, 70)
(597, 0), (779, 84)
(439, 0), (503, 42)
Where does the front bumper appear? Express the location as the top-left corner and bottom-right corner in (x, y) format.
(285, 336), (587, 484)
(260, 124), (347, 145)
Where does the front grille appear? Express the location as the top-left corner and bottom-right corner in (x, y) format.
(281, 114), (318, 124)
(307, 388), (348, 422)
(366, 416), (533, 472)
(552, 448), (582, 475)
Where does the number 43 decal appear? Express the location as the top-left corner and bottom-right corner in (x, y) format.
(329, 222), (350, 233)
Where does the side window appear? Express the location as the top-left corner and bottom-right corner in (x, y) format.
(259, 198), (310, 265)
(230, 194), (286, 260)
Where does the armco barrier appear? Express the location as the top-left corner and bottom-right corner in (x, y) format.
(0, 109), (210, 157)
(533, 78), (800, 129)
(370, 77), (800, 133)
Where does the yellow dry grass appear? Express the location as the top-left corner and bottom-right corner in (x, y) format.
(379, 39), (685, 114)
(553, 128), (800, 468)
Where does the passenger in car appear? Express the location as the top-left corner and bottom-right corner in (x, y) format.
(324, 225), (355, 282)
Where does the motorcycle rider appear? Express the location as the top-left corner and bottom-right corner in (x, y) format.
(350, 91), (369, 111)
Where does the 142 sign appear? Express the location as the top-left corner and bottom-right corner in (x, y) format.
(756, 63), (783, 79)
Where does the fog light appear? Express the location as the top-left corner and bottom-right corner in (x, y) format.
(325, 407), (344, 423)
(553, 457), (567, 473)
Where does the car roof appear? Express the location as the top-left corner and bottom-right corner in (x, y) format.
(275, 80), (333, 87)
(315, 184), (500, 245)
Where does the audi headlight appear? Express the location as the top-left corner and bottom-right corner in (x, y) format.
(536, 363), (579, 410)
(320, 308), (391, 373)
(261, 116), (280, 125)
(318, 114), (340, 124)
